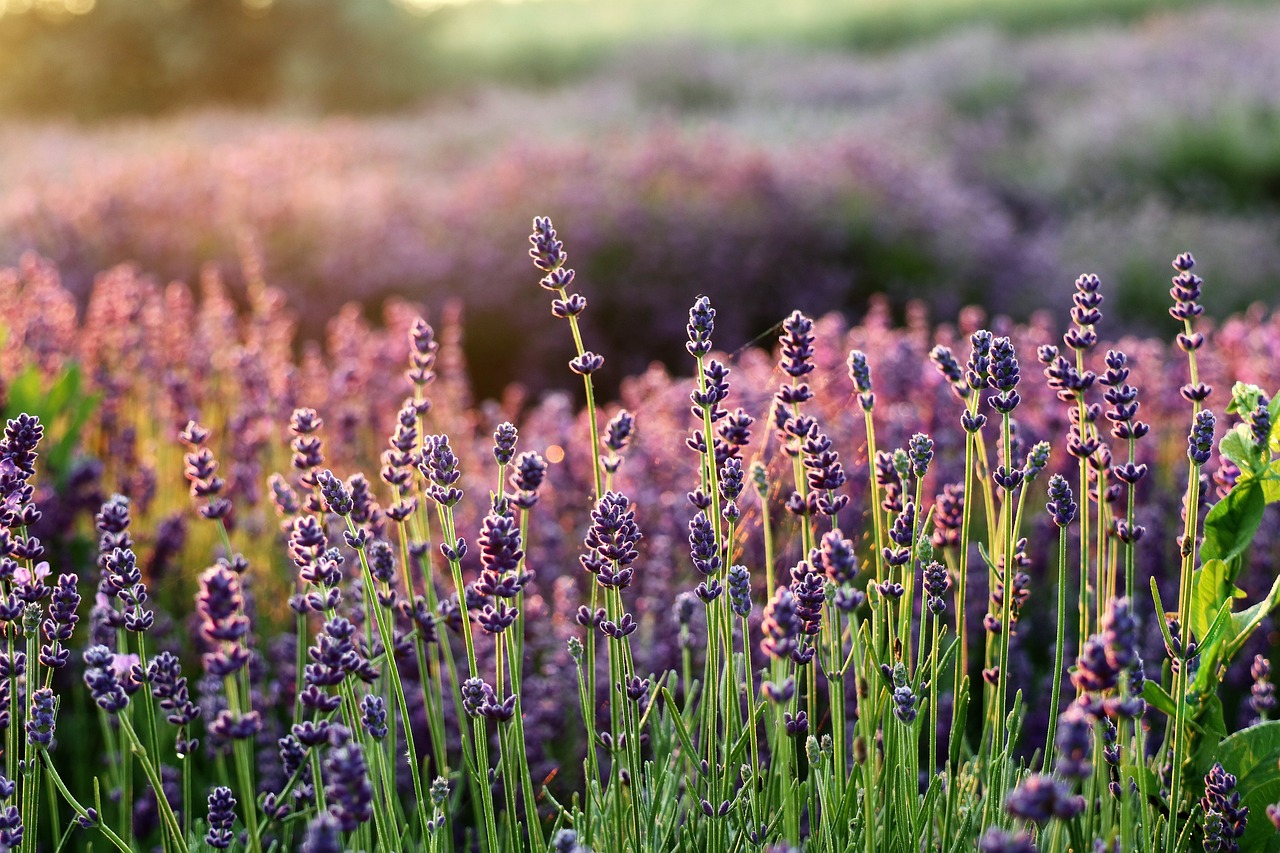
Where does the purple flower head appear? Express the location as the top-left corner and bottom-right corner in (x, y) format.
(727, 565), (752, 618)
(605, 408), (635, 454)
(966, 330), (994, 390)
(529, 216), (567, 272)
(1188, 410), (1216, 467)
(509, 451), (547, 508)
(315, 469), (352, 517)
(553, 828), (589, 853)
(300, 812), (342, 853)
(1250, 654), (1275, 723)
(790, 561), (824, 638)
(325, 729), (374, 832)
(987, 337), (1021, 413)
(360, 694), (388, 741)
(893, 683), (918, 724)
(1046, 475), (1077, 527)
(908, 433), (934, 479)
(1055, 702), (1092, 780)
(779, 311), (814, 378)
(205, 786), (236, 849)
(197, 565), (248, 644)
(26, 687), (55, 747)
(407, 318), (438, 385)
(421, 435), (463, 506)
(1169, 252), (1204, 323)
(923, 561), (949, 615)
(978, 828), (1037, 853)
(1248, 396), (1272, 448)
(761, 586), (802, 662)
(493, 422), (519, 466)
(476, 508), (526, 598)
(687, 511), (719, 577)
(147, 651), (201, 732)
(1, 414), (43, 481)
(368, 539), (396, 589)
(83, 644), (129, 714)
(1005, 774), (1084, 824)
(1022, 441), (1051, 481)
(930, 345), (969, 400)
(818, 530), (857, 586)
(802, 427), (847, 514)
(687, 296), (715, 358)
(847, 350), (874, 410)
(1201, 762), (1248, 851)
(1100, 597), (1138, 673)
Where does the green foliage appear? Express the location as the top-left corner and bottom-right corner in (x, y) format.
(2, 362), (99, 484)
(1143, 106), (1280, 211)
(1215, 722), (1280, 853)
(0, 0), (435, 118)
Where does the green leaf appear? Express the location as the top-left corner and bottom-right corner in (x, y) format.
(1220, 424), (1265, 476)
(1193, 600), (1235, 695)
(1142, 680), (1176, 718)
(1201, 479), (1265, 566)
(1227, 381), (1265, 417)
(1191, 559), (1232, 642)
(1214, 721), (1280, 853)
(1226, 572), (1280, 662)
(1191, 694), (1228, 779)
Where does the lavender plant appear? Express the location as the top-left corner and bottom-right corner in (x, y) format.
(0, 223), (1278, 853)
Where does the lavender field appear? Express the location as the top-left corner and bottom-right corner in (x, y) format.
(1, 1), (1280, 851)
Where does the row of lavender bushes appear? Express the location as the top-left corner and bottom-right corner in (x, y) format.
(0, 221), (1278, 850)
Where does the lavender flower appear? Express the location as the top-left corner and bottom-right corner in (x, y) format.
(205, 786), (237, 849)
(1046, 475), (1077, 527)
(847, 349), (874, 410)
(1248, 396), (1272, 448)
(493, 422), (519, 466)
(26, 687), (54, 747)
(1250, 655), (1275, 724)
(583, 491), (641, 589)
(988, 336), (1021, 414)
(818, 530), (857, 587)
(197, 565), (250, 677)
(687, 296), (715, 358)
(1055, 702), (1092, 780)
(727, 565), (752, 617)
(1201, 763), (1247, 852)
(300, 812), (343, 853)
(1188, 410), (1216, 466)
(147, 651), (200, 752)
(83, 645), (129, 714)
(360, 695), (388, 741)
(510, 451), (548, 509)
(687, 511), (719, 578)
(761, 586), (802, 662)
(1005, 774), (1084, 824)
(978, 828), (1037, 853)
(325, 727), (374, 831)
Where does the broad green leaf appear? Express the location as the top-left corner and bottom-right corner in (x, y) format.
(1220, 424), (1264, 476)
(1191, 695), (1228, 779)
(1214, 721), (1280, 853)
(1227, 381), (1265, 417)
(1142, 680), (1176, 718)
(1193, 600), (1235, 695)
(1191, 559), (1232, 642)
(5, 365), (43, 415)
(1201, 479), (1265, 566)
(1226, 572), (1280, 662)
(1270, 392), (1280, 450)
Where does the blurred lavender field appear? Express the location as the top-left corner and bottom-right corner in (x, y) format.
(2, 1), (1278, 395)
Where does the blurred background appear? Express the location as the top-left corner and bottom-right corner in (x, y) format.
(1, 0), (1278, 397)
